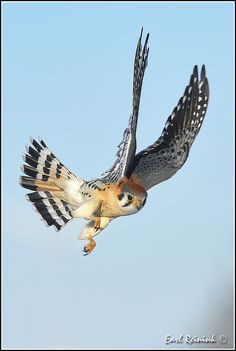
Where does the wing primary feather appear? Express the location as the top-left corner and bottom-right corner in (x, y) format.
(101, 29), (150, 181)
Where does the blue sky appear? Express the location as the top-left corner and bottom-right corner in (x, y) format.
(2, 1), (234, 349)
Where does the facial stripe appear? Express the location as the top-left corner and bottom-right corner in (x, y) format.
(118, 193), (124, 201)
(122, 200), (132, 207)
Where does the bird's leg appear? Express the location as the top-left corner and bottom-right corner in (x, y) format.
(82, 215), (100, 255)
(83, 236), (96, 256)
(79, 217), (114, 256)
(93, 202), (102, 232)
(82, 216), (99, 256)
(94, 216), (101, 232)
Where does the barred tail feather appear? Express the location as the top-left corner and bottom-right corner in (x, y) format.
(27, 191), (74, 231)
(23, 137), (78, 182)
(20, 137), (83, 231)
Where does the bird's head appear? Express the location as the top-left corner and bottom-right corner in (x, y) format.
(116, 177), (147, 215)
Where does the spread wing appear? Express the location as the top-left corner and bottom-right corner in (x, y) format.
(131, 65), (209, 190)
(102, 29), (149, 182)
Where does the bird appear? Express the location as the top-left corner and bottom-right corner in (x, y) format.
(20, 29), (209, 255)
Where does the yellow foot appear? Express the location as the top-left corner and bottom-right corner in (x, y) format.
(83, 238), (96, 256)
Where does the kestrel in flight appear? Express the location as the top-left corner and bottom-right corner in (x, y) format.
(20, 29), (209, 255)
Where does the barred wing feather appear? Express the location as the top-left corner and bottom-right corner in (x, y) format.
(102, 29), (149, 181)
(131, 65), (209, 190)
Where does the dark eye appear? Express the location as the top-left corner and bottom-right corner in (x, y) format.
(127, 194), (133, 201)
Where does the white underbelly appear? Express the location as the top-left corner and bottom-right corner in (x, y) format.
(71, 200), (100, 220)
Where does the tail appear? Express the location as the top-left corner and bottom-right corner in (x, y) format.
(20, 137), (84, 231)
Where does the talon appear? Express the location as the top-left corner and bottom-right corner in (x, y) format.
(83, 238), (96, 256)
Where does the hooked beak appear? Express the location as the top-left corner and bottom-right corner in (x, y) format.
(133, 199), (144, 210)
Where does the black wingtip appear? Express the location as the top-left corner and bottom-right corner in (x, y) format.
(189, 65), (199, 86)
(201, 64), (206, 80)
(204, 77), (210, 97)
(140, 27), (143, 41)
(139, 28), (149, 46)
(193, 65), (198, 78)
(145, 32), (150, 45)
